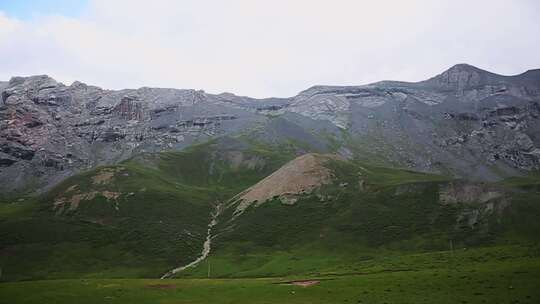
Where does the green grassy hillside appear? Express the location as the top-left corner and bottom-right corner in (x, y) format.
(1, 137), (539, 288)
(0, 139), (294, 281)
(181, 160), (540, 279)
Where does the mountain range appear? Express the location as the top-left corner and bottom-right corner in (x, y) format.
(2, 63), (540, 197)
(1, 64), (540, 286)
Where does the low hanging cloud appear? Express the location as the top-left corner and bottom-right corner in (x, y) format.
(0, 0), (539, 97)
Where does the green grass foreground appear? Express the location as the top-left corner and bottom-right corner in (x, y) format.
(1, 245), (539, 304)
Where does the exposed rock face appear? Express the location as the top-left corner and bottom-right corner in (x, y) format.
(286, 64), (540, 180)
(0, 76), (277, 194)
(1, 64), (540, 194)
(53, 169), (123, 215)
(438, 180), (510, 229)
(439, 181), (505, 204)
(231, 153), (341, 214)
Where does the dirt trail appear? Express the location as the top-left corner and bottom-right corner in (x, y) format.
(160, 203), (223, 279)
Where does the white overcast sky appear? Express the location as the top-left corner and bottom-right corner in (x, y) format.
(0, 0), (539, 98)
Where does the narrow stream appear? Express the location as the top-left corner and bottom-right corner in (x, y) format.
(160, 203), (222, 279)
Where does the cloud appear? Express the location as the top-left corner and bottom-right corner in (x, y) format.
(0, 0), (539, 97)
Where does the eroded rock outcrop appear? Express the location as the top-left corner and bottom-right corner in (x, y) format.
(231, 153), (342, 214)
(438, 181), (511, 229)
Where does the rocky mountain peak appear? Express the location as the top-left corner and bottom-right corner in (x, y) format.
(424, 63), (496, 91)
(446, 63), (484, 72)
(2, 75), (66, 106)
(8, 75), (60, 89)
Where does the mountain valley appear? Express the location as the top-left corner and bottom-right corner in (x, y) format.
(1, 64), (540, 303)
